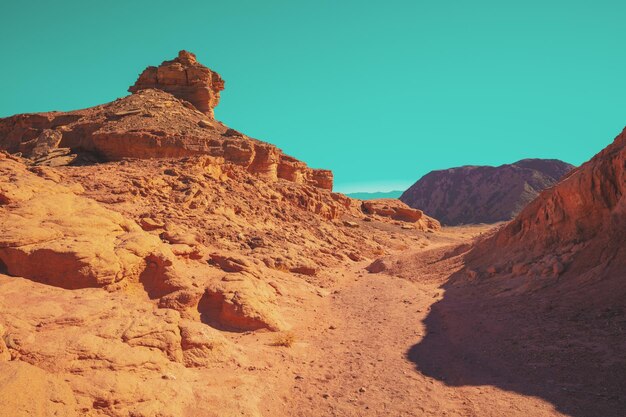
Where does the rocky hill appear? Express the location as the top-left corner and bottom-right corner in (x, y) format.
(0, 51), (441, 417)
(400, 159), (574, 225)
(0, 49), (621, 417)
(0, 51), (332, 190)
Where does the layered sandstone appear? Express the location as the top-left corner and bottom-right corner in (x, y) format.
(0, 52), (446, 417)
(466, 128), (626, 289)
(129, 50), (224, 117)
(361, 199), (441, 231)
(0, 152), (285, 331)
(0, 54), (333, 191)
(0, 148), (442, 415)
(400, 159), (574, 225)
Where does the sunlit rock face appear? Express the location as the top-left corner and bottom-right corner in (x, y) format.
(129, 50), (225, 118)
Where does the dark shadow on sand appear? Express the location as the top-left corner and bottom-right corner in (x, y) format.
(407, 270), (626, 417)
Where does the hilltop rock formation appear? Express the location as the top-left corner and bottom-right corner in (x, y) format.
(400, 159), (574, 225)
(129, 50), (224, 118)
(0, 53), (333, 190)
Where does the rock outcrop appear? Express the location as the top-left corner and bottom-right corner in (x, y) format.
(466, 128), (626, 290)
(0, 152), (288, 333)
(129, 50), (225, 118)
(0, 153), (183, 290)
(0, 148), (442, 416)
(400, 159), (574, 225)
(0, 51), (445, 417)
(361, 199), (441, 231)
(0, 54), (333, 191)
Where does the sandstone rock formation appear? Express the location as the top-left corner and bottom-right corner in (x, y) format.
(396, 132), (626, 417)
(0, 154), (182, 290)
(0, 55), (333, 191)
(0, 52), (444, 417)
(0, 145), (440, 413)
(0, 361), (79, 417)
(466, 129), (625, 289)
(400, 159), (574, 225)
(361, 199), (440, 231)
(129, 50), (225, 118)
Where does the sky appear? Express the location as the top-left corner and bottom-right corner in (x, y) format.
(2, 1), (625, 193)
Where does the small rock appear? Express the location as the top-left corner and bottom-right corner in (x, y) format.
(208, 253), (252, 273)
(511, 263), (528, 275)
(163, 168), (179, 176)
(347, 252), (362, 262)
(366, 258), (389, 274)
(223, 128), (243, 137)
(290, 265), (318, 276)
(198, 120), (214, 129)
(552, 261), (565, 277)
(109, 108), (142, 118)
(140, 217), (165, 231)
(246, 236), (265, 249)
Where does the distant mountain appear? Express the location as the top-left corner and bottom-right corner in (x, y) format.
(346, 190), (403, 200)
(400, 159), (574, 225)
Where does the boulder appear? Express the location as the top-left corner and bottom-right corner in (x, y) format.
(366, 258), (391, 274)
(198, 273), (287, 332)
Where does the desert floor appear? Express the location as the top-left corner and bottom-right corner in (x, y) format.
(205, 225), (557, 417)
(223, 224), (623, 417)
(3, 223), (622, 417)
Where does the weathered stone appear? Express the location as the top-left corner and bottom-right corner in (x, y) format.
(129, 50), (225, 118)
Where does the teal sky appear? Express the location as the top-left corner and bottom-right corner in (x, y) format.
(2, 1), (625, 192)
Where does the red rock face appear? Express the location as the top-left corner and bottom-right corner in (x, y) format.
(0, 51), (451, 417)
(467, 128), (626, 287)
(0, 61), (333, 191)
(129, 50), (225, 118)
(361, 198), (441, 231)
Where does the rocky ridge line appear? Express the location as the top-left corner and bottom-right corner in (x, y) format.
(0, 52), (333, 190)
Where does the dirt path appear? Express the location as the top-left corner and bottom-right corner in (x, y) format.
(269, 233), (567, 417)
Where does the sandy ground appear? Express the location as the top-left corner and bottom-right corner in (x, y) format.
(242, 225), (614, 417)
(2, 221), (623, 416)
